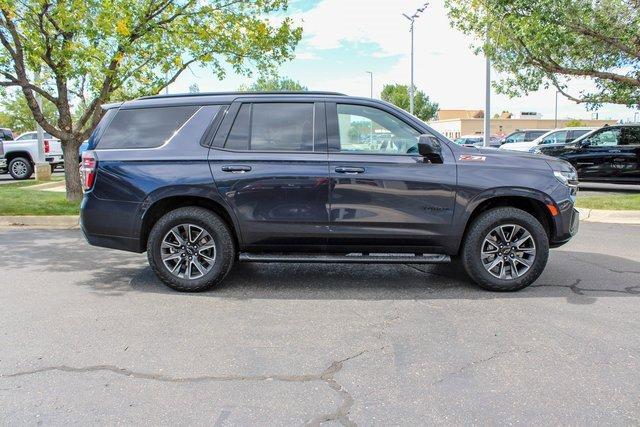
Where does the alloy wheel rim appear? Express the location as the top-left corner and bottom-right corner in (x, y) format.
(480, 224), (536, 280)
(161, 224), (216, 280)
(12, 160), (27, 177)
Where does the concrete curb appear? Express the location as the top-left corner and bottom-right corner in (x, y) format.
(0, 215), (79, 229)
(576, 208), (640, 225)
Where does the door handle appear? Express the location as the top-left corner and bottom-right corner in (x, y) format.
(221, 165), (252, 173)
(335, 166), (365, 174)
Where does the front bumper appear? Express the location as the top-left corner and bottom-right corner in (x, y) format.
(550, 204), (579, 248)
(0, 157), (6, 170)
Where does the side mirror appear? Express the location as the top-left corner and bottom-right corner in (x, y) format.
(418, 134), (443, 164)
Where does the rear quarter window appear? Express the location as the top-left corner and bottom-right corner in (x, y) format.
(97, 106), (198, 149)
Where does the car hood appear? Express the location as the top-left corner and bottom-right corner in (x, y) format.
(449, 144), (560, 171)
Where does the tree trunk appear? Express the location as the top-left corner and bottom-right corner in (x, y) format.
(61, 138), (83, 202)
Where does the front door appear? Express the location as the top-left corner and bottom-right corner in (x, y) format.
(326, 102), (456, 253)
(571, 127), (623, 180)
(209, 101), (330, 250)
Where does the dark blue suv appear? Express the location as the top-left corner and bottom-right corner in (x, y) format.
(80, 92), (579, 292)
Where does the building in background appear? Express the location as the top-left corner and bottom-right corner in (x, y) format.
(429, 109), (616, 140)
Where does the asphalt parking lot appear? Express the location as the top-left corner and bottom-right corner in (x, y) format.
(1, 222), (639, 424)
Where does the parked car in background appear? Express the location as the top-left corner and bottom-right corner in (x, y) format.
(80, 91), (579, 293)
(0, 131), (63, 179)
(78, 140), (89, 162)
(499, 129), (550, 146)
(0, 128), (14, 141)
(500, 127), (595, 152)
(454, 135), (484, 147)
(535, 124), (640, 183)
(454, 135), (501, 148)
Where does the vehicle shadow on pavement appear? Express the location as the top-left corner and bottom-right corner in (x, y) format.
(124, 250), (640, 303)
(1, 229), (639, 302)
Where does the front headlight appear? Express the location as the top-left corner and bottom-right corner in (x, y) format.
(553, 169), (578, 187)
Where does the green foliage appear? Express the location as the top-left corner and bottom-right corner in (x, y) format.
(380, 83), (439, 121)
(239, 76), (307, 91)
(577, 193), (640, 211)
(0, 90), (57, 134)
(565, 118), (586, 127)
(0, 0), (302, 200)
(446, 0), (640, 108)
(0, 180), (79, 215)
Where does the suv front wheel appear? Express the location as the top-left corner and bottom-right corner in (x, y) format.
(461, 207), (549, 291)
(147, 207), (236, 292)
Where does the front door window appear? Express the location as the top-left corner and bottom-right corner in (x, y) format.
(336, 104), (420, 155)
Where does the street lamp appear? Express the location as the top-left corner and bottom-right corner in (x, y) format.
(403, 3), (428, 116)
(365, 71), (373, 98)
(554, 90), (560, 128)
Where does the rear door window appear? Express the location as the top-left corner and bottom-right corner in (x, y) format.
(525, 131), (547, 141)
(224, 103), (315, 152)
(98, 106), (198, 149)
(621, 127), (640, 146)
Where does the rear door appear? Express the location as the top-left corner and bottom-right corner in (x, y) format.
(619, 126), (640, 181)
(208, 100), (330, 250)
(325, 102), (456, 253)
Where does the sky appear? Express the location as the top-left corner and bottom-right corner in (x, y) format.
(169, 0), (639, 122)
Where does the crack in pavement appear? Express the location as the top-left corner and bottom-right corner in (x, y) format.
(531, 279), (640, 296)
(430, 348), (529, 386)
(2, 346), (388, 426)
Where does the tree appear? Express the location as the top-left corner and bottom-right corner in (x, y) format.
(0, 1), (301, 201)
(188, 83), (200, 94)
(380, 84), (439, 122)
(0, 89), (57, 134)
(565, 119), (586, 127)
(239, 76), (307, 92)
(446, 0), (640, 109)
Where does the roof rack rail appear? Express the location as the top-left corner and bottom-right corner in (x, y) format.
(138, 91), (347, 100)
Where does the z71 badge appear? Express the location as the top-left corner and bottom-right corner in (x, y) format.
(459, 154), (486, 162)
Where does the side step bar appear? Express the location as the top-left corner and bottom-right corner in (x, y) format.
(239, 253), (451, 264)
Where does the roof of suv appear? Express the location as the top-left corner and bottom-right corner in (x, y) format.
(112, 91), (351, 110)
(138, 91), (347, 99)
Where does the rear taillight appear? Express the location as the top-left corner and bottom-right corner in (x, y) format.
(80, 151), (97, 191)
(44, 139), (50, 154)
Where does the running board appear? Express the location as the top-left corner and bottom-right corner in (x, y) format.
(239, 253), (451, 264)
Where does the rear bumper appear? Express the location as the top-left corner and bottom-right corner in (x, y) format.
(80, 192), (144, 253)
(550, 204), (579, 248)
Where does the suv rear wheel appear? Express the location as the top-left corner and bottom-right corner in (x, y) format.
(9, 157), (33, 180)
(461, 207), (549, 291)
(147, 207), (235, 292)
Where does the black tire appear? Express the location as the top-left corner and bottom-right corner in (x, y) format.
(8, 157), (33, 180)
(461, 207), (549, 292)
(147, 207), (236, 292)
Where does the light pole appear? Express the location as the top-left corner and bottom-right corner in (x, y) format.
(483, 28), (491, 147)
(403, 3), (428, 116)
(554, 90), (560, 128)
(365, 71), (373, 98)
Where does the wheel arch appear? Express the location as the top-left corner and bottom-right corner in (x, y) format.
(5, 151), (34, 164)
(139, 195), (241, 252)
(457, 189), (556, 255)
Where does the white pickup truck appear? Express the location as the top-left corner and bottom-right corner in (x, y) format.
(0, 131), (64, 179)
